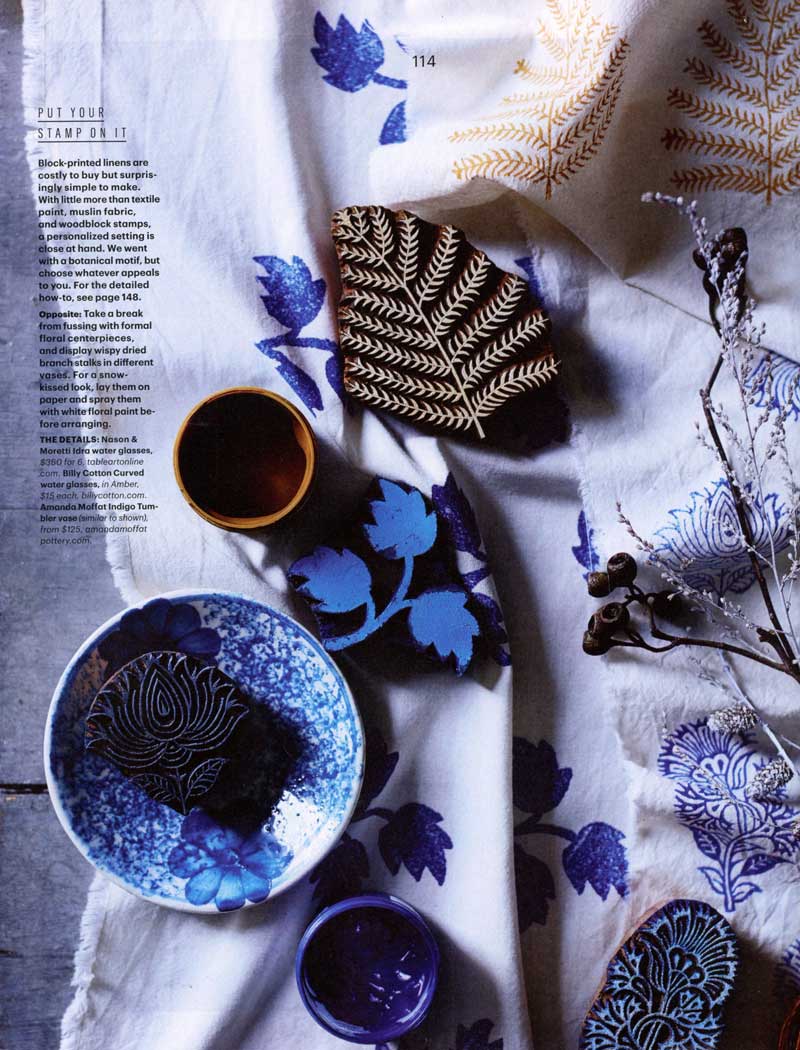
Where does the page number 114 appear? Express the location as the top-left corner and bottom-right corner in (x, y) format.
(413, 54), (436, 67)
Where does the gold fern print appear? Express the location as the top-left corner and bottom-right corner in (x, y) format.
(664, 0), (800, 203)
(448, 0), (630, 199)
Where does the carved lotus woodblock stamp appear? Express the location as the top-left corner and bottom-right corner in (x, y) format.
(86, 651), (250, 814)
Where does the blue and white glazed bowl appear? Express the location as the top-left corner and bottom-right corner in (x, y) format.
(44, 591), (364, 913)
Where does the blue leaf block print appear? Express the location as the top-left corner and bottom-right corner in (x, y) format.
(749, 352), (800, 421)
(168, 809), (291, 912)
(308, 832), (369, 906)
(513, 737), (627, 930)
(309, 727), (453, 900)
(653, 477), (790, 598)
(451, 1018), (503, 1050)
(98, 597), (222, 676)
(379, 803), (453, 885)
(572, 510), (600, 580)
(254, 254), (342, 414)
(579, 899), (737, 1050)
(659, 721), (797, 912)
(312, 13), (407, 143)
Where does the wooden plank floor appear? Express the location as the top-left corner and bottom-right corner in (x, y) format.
(1, 3), (123, 1046)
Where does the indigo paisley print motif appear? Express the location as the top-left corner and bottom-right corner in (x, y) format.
(98, 597), (222, 677)
(750, 353), (800, 421)
(311, 13), (407, 143)
(572, 509), (601, 579)
(167, 809), (291, 912)
(309, 727), (453, 903)
(659, 721), (797, 912)
(579, 899), (738, 1050)
(513, 737), (628, 931)
(254, 254), (343, 414)
(653, 477), (790, 598)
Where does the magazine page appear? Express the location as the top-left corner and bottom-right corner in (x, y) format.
(2, 1), (800, 1049)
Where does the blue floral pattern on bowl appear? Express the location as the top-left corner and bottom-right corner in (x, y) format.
(46, 592), (364, 913)
(168, 809), (291, 912)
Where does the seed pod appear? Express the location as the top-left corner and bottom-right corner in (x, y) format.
(596, 602), (630, 632)
(606, 552), (637, 588)
(587, 571), (612, 598)
(583, 630), (611, 656)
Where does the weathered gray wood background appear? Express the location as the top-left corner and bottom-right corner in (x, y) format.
(1, 2), (123, 1046)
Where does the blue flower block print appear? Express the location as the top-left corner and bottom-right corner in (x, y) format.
(659, 721), (797, 912)
(580, 899), (738, 1049)
(290, 477), (503, 675)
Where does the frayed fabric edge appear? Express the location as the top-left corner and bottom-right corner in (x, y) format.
(60, 875), (110, 1050)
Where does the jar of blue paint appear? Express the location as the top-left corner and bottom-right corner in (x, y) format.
(295, 893), (440, 1044)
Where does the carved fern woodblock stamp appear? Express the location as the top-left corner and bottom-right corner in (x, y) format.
(332, 205), (557, 439)
(664, 0), (800, 203)
(448, 0), (630, 199)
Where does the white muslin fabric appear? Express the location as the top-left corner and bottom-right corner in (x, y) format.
(23, 1), (800, 1049)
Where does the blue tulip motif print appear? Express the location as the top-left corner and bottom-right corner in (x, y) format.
(311, 13), (407, 144)
(512, 737), (628, 931)
(254, 254), (343, 414)
(309, 727), (453, 905)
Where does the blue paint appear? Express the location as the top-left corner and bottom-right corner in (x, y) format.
(579, 899), (738, 1049)
(296, 894), (439, 1044)
(659, 721), (797, 911)
(512, 737), (627, 930)
(312, 14), (387, 92)
(254, 254), (341, 412)
(365, 480), (437, 559)
(45, 592), (364, 912)
(653, 477), (790, 598)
